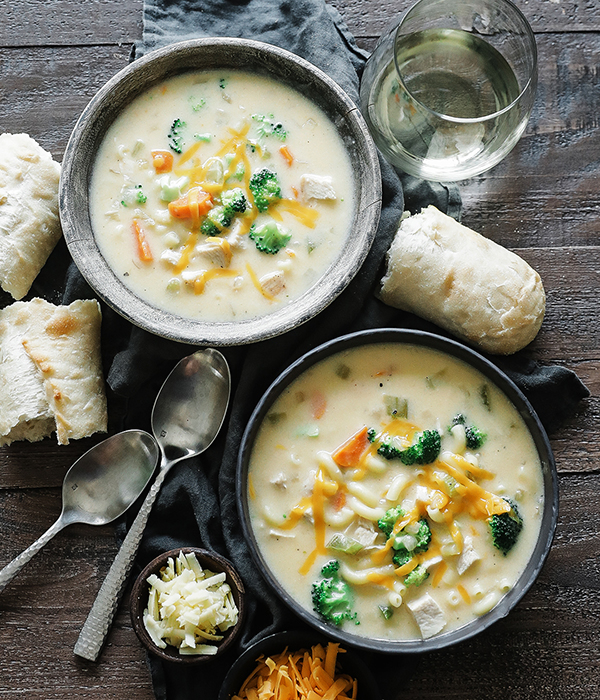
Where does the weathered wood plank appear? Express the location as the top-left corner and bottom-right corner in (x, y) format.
(0, 45), (132, 158)
(0, 490), (154, 698)
(330, 0), (600, 40)
(0, 0), (143, 47)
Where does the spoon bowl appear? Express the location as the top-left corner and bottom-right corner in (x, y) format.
(0, 429), (159, 593)
(152, 349), (230, 463)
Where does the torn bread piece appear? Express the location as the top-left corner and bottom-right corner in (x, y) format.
(0, 133), (62, 299)
(378, 206), (546, 355)
(0, 298), (107, 446)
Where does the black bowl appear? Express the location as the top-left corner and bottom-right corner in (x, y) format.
(218, 630), (381, 700)
(236, 328), (558, 653)
(130, 547), (245, 664)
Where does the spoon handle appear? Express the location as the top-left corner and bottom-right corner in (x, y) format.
(74, 467), (168, 662)
(0, 518), (65, 594)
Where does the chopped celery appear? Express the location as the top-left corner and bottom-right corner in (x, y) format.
(384, 395), (408, 419)
(326, 534), (364, 555)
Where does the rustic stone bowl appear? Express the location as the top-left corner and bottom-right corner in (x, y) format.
(59, 37), (381, 345)
(130, 547), (245, 664)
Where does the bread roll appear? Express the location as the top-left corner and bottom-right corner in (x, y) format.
(0, 133), (62, 299)
(0, 298), (108, 446)
(378, 206), (545, 355)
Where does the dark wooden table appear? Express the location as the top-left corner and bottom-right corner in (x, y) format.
(1, 1), (598, 698)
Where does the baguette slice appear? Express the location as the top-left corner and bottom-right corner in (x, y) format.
(0, 133), (62, 299)
(378, 206), (545, 355)
(0, 298), (107, 446)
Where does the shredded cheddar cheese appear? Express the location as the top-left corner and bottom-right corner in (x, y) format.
(232, 643), (358, 700)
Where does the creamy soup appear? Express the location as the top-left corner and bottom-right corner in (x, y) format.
(90, 70), (354, 322)
(247, 343), (544, 641)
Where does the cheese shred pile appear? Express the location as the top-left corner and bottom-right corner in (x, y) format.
(142, 550), (239, 655)
(233, 642), (358, 700)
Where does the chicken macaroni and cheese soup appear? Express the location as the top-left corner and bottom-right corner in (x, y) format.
(89, 70), (354, 322)
(247, 343), (544, 641)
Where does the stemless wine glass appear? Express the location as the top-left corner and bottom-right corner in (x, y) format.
(359, 0), (537, 181)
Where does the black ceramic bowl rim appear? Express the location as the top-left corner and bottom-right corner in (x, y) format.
(218, 629), (381, 700)
(130, 546), (246, 664)
(59, 37), (382, 346)
(236, 328), (559, 654)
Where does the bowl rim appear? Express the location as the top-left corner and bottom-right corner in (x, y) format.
(59, 36), (382, 346)
(236, 328), (559, 653)
(218, 629), (382, 700)
(129, 546), (246, 664)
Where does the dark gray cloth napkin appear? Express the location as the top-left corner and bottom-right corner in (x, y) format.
(32, 1), (585, 698)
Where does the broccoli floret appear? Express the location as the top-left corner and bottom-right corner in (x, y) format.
(392, 518), (432, 567)
(404, 564), (429, 587)
(249, 222), (291, 254)
(450, 414), (487, 449)
(249, 168), (282, 212)
(398, 429), (441, 465)
(311, 560), (357, 626)
(168, 118), (186, 154)
(377, 442), (403, 461)
(367, 428), (377, 443)
(489, 499), (523, 555)
(377, 430), (441, 465)
(377, 506), (405, 539)
(221, 187), (248, 214)
(200, 205), (232, 236)
(252, 113), (288, 141)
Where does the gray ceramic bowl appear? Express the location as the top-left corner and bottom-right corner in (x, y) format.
(130, 547), (245, 664)
(59, 38), (381, 345)
(236, 328), (558, 654)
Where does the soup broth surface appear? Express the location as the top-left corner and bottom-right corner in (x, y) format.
(247, 343), (544, 641)
(90, 70), (354, 321)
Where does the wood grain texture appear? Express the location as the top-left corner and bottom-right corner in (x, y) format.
(0, 0), (598, 698)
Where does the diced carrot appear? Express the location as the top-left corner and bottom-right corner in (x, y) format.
(310, 391), (327, 419)
(132, 219), (153, 262)
(332, 426), (370, 468)
(151, 149), (173, 173)
(168, 187), (213, 220)
(279, 144), (294, 166)
(331, 490), (346, 511)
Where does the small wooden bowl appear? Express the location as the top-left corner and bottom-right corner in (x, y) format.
(130, 547), (245, 664)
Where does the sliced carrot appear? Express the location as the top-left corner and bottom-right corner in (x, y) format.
(168, 187), (213, 220)
(132, 219), (153, 262)
(331, 426), (370, 468)
(151, 149), (173, 173)
(279, 144), (294, 166)
(310, 391), (327, 420)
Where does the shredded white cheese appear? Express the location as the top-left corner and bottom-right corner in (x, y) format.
(142, 551), (239, 655)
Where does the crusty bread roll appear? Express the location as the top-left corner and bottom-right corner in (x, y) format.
(0, 133), (62, 300)
(0, 298), (108, 446)
(378, 206), (545, 355)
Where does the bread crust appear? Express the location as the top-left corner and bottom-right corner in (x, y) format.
(0, 298), (107, 446)
(378, 206), (546, 355)
(0, 133), (62, 299)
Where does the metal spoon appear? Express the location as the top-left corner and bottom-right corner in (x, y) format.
(0, 429), (159, 594)
(74, 348), (231, 661)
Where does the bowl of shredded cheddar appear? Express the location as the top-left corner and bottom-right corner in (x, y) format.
(218, 630), (380, 700)
(130, 547), (245, 663)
